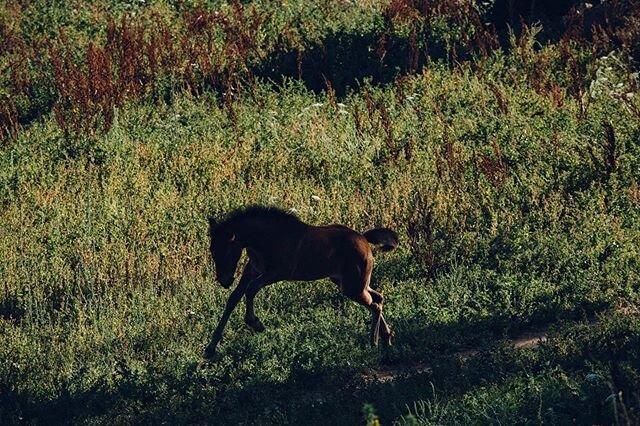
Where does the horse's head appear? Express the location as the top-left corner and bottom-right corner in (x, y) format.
(208, 217), (242, 288)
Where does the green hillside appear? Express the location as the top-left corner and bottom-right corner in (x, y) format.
(1, 1), (639, 424)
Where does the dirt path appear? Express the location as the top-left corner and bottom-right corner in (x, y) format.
(512, 330), (548, 349)
(361, 329), (549, 384)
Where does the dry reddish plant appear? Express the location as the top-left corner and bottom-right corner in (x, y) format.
(407, 201), (435, 274)
(433, 103), (463, 186)
(630, 180), (640, 207)
(602, 121), (617, 179)
(477, 139), (508, 186)
(384, 0), (421, 25)
(39, 2), (270, 135)
(363, 90), (377, 117)
(587, 121), (618, 182)
(377, 103), (395, 153)
(106, 18), (151, 99)
(404, 135), (416, 162)
(352, 103), (364, 137)
(407, 27), (420, 73)
(0, 101), (19, 140)
(1, 8), (32, 138)
(3, 0), (639, 139)
(49, 32), (118, 134)
(487, 82), (508, 115)
(382, 0), (498, 65)
(549, 83), (565, 110)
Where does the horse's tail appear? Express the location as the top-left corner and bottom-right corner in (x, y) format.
(363, 228), (399, 253)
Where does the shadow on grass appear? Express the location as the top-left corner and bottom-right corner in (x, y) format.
(2, 300), (613, 425)
(252, 29), (437, 98)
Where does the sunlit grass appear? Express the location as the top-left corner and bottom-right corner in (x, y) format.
(1, 1), (640, 423)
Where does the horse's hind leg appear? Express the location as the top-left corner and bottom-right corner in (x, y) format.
(347, 289), (382, 347)
(369, 299), (382, 347)
(368, 289), (393, 346)
(378, 313), (393, 346)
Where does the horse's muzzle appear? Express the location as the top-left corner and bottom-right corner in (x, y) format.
(218, 275), (234, 288)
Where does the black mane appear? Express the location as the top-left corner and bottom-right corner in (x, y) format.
(211, 205), (301, 232)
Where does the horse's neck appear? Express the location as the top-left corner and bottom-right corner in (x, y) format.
(231, 216), (274, 246)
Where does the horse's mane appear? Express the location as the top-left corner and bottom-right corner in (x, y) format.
(212, 205), (301, 232)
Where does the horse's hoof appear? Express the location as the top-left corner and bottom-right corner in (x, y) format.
(246, 317), (265, 333)
(385, 330), (395, 347)
(253, 321), (265, 333)
(203, 342), (218, 360)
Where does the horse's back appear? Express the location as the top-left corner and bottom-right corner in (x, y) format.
(312, 224), (371, 256)
(271, 223), (370, 280)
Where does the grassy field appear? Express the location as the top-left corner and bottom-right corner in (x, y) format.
(1, 0), (640, 424)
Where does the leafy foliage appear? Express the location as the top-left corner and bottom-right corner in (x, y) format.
(1, 0), (639, 424)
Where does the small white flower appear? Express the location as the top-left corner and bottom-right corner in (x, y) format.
(337, 103), (346, 108)
(311, 195), (321, 202)
(312, 103), (323, 108)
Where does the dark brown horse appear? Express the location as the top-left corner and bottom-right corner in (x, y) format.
(204, 206), (398, 359)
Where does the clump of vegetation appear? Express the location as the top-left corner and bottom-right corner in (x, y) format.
(1, 0), (639, 424)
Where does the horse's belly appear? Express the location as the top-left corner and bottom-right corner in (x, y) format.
(264, 226), (366, 282)
(284, 243), (342, 281)
(287, 257), (336, 281)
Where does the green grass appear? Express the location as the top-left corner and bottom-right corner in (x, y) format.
(1, 1), (640, 424)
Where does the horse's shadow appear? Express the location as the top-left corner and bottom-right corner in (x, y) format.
(4, 295), (602, 425)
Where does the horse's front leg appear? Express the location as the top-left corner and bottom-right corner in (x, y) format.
(204, 271), (267, 359)
(244, 278), (271, 333)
